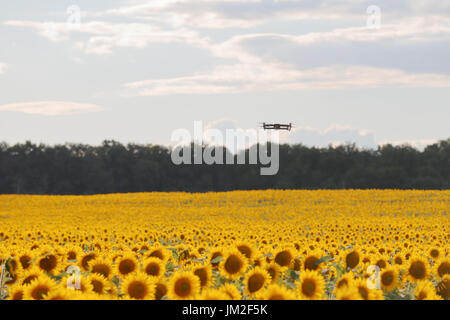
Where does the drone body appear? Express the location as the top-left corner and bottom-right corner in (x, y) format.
(259, 122), (293, 131)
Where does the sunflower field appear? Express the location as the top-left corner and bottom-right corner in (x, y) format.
(0, 190), (449, 300)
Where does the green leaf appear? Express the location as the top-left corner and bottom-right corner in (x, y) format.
(314, 255), (333, 267)
(166, 261), (175, 271)
(210, 256), (223, 264)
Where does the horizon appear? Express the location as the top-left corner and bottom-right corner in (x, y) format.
(1, 1), (449, 149)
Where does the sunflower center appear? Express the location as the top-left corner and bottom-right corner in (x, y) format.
(358, 286), (369, 300)
(23, 275), (38, 285)
(304, 256), (319, 270)
(301, 279), (316, 297)
(381, 272), (394, 285)
(128, 281), (148, 299)
(437, 262), (450, 278)
(68, 251), (77, 260)
(146, 263), (160, 276)
(376, 260), (387, 269)
(194, 268), (208, 287)
(155, 283), (167, 300)
(409, 261), (426, 279)
(248, 274), (265, 293)
(224, 255), (242, 274)
(346, 252), (360, 269)
(81, 253), (96, 270)
(92, 264), (110, 278)
(91, 280), (104, 294)
(174, 278), (192, 298)
(119, 259), (136, 275)
(149, 250), (163, 260)
(31, 285), (50, 300)
(210, 252), (222, 267)
(20, 256), (32, 269)
(39, 255), (57, 272)
(275, 251), (292, 267)
(337, 278), (348, 288)
(237, 245), (252, 259)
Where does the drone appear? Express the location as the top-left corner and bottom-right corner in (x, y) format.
(259, 122), (293, 131)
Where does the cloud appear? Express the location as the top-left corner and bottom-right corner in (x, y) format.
(99, 0), (450, 29)
(284, 125), (377, 149)
(0, 63), (6, 74)
(235, 16), (450, 46)
(0, 101), (105, 116)
(4, 20), (208, 55)
(124, 63), (450, 95)
(201, 119), (376, 151)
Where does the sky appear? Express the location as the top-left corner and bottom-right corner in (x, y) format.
(0, 0), (449, 150)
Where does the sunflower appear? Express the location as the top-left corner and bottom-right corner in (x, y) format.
(335, 286), (362, 300)
(192, 264), (213, 288)
(352, 278), (383, 300)
(265, 262), (280, 283)
(335, 274), (353, 290)
(65, 246), (82, 261)
(18, 251), (34, 270)
(428, 247), (440, 260)
(209, 250), (224, 269)
(374, 254), (389, 270)
(196, 288), (230, 300)
(79, 252), (97, 271)
(23, 275), (58, 300)
(167, 271), (200, 300)
(115, 254), (139, 277)
(147, 246), (168, 262)
(414, 280), (442, 300)
(8, 286), (25, 300)
(88, 257), (113, 279)
(407, 256), (429, 282)
(37, 254), (59, 273)
(297, 270), (325, 300)
(244, 267), (271, 296)
(87, 273), (111, 295)
(344, 248), (361, 270)
(303, 250), (323, 271)
(259, 284), (297, 300)
(379, 267), (399, 292)
(142, 257), (165, 279)
(219, 250), (248, 280)
(20, 266), (42, 286)
(220, 283), (242, 300)
(44, 288), (76, 300)
(236, 242), (254, 261)
(154, 280), (169, 300)
(436, 274), (450, 300)
(4, 266), (21, 286)
(393, 253), (404, 266)
(122, 273), (156, 300)
(63, 274), (94, 294)
(433, 257), (450, 279)
(273, 247), (294, 269)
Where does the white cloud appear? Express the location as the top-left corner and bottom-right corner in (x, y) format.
(100, 0), (450, 29)
(0, 63), (6, 74)
(0, 101), (104, 116)
(201, 119), (376, 151)
(124, 63), (450, 95)
(4, 20), (209, 55)
(283, 125), (377, 148)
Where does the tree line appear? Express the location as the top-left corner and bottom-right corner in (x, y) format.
(0, 139), (448, 194)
